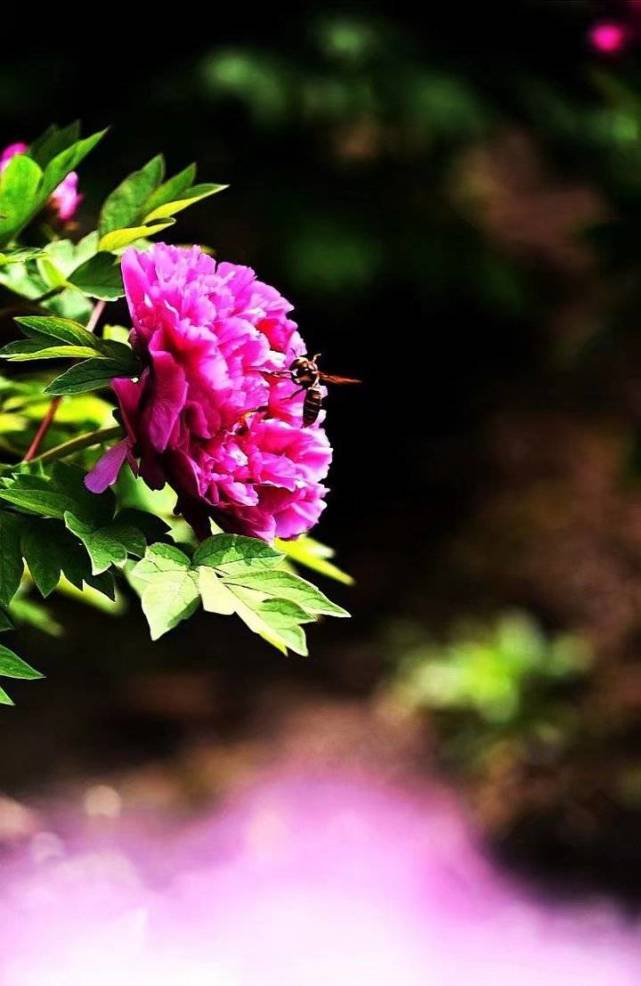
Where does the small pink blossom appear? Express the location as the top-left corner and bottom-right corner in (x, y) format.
(0, 141), (82, 222)
(0, 142), (28, 168)
(589, 21), (628, 54)
(48, 171), (82, 222)
(87, 244), (332, 541)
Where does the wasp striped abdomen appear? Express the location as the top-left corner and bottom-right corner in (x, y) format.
(282, 353), (360, 426)
(303, 385), (324, 426)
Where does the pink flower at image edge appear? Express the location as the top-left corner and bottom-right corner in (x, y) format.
(0, 141), (81, 221)
(87, 244), (332, 542)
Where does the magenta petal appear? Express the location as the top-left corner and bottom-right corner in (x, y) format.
(145, 351), (188, 452)
(85, 441), (129, 494)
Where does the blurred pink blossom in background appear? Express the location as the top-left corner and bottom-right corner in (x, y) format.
(0, 141), (82, 221)
(589, 21), (628, 54)
(0, 771), (640, 985)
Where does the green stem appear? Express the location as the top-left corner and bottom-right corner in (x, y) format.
(32, 425), (122, 465)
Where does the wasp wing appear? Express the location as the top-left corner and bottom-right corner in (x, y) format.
(318, 373), (362, 385)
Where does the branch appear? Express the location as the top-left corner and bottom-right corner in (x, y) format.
(31, 426), (122, 465)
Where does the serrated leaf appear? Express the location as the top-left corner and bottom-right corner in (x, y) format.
(0, 512), (24, 606)
(64, 511), (146, 575)
(22, 520), (75, 596)
(45, 356), (135, 395)
(144, 183), (227, 222)
(0, 644), (42, 679)
(223, 584), (308, 655)
(222, 569), (349, 618)
(0, 154), (43, 242)
(98, 219), (174, 252)
(68, 252), (125, 300)
(99, 155), (165, 236)
(15, 315), (101, 350)
(141, 570), (199, 640)
(132, 543), (200, 639)
(193, 534), (284, 576)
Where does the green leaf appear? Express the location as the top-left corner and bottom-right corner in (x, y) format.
(15, 315), (101, 350)
(0, 644), (42, 680)
(276, 536), (354, 585)
(144, 183), (227, 222)
(36, 254), (69, 289)
(132, 545), (199, 640)
(0, 487), (75, 519)
(198, 566), (237, 614)
(64, 511), (146, 575)
(0, 608), (14, 632)
(98, 219), (175, 253)
(0, 685), (13, 705)
(0, 336), (54, 357)
(45, 356), (136, 395)
(116, 508), (169, 543)
(223, 584), (309, 656)
(68, 252), (125, 300)
(141, 572), (200, 641)
(22, 517), (115, 600)
(222, 569), (350, 618)
(193, 534), (284, 575)
(99, 155), (165, 235)
(3, 345), (102, 362)
(0, 512), (24, 607)
(0, 247), (45, 265)
(0, 464), (113, 526)
(29, 121), (81, 168)
(22, 520), (73, 596)
(132, 543), (192, 584)
(0, 154), (43, 242)
(38, 129), (107, 202)
(144, 163), (197, 213)
(50, 463), (114, 524)
(102, 324), (130, 345)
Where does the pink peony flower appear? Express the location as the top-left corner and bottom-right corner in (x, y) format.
(0, 141), (82, 222)
(87, 244), (332, 541)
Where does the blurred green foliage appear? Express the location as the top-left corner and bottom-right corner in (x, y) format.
(394, 612), (591, 725)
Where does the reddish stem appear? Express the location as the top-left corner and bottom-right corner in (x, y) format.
(21, 300), (106, 462)
(23, 397), (62, 461)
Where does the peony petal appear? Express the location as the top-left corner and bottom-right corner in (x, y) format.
(85, 441), (129, 493)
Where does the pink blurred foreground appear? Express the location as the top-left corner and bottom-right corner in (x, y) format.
(0, 772), (640, 984)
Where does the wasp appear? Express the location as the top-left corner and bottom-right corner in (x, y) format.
(286, 353), (361, 426)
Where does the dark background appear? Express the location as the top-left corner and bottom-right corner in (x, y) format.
(5, 1), (641, 905)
